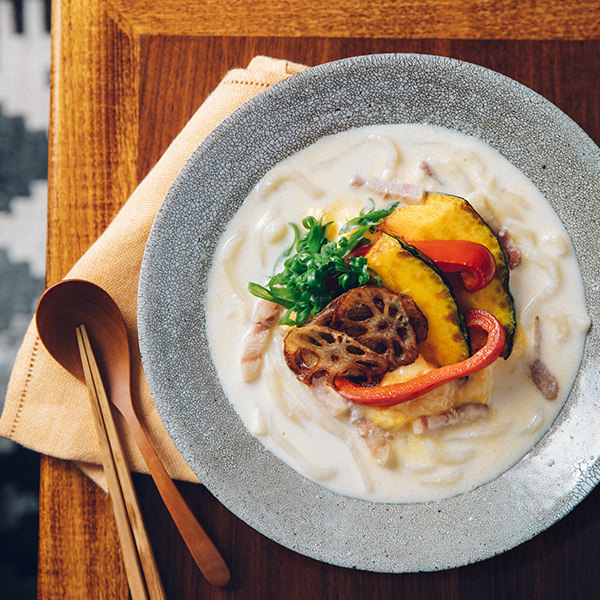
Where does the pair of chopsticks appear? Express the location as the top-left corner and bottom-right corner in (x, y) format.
(75, 324), (166, 600)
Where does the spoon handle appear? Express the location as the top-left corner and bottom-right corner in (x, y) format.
(118, 403), (230, 587)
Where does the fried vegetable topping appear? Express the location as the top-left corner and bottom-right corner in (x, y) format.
(283, 286), (427, 386)
(249, 192), (514, 412)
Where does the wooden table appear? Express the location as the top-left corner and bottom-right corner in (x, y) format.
(40, 1), (600, 597)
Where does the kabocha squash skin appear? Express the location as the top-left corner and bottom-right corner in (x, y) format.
(366, 233), (470, 367)
(383, 192), (516, 357)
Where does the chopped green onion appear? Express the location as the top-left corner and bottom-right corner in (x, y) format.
(248, 200), (397, 327)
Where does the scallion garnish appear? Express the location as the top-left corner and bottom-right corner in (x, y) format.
(248, 201), (398, 326)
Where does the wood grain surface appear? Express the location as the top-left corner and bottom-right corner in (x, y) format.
(41, 0), (600, 598)
(108, 0), (600, 39)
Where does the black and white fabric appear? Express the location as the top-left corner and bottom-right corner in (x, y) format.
(0, 0), (50, 596)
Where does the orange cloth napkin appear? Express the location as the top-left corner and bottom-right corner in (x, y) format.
(0, 56), (307, 487)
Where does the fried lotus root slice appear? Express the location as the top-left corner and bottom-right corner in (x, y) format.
(283, 323), (389, 385)
(306, 297), (338, 328)
(400, 294), (429, 346)
(330, 285), (428, 369)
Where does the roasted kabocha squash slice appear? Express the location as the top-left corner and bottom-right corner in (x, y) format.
(366, 233), (470, 367)
(383, 191), (516, 357)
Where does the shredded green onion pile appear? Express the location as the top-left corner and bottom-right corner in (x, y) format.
(248, 201), (398, 326)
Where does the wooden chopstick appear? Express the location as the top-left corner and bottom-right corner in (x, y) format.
(76, 326), (148, 599)
(76, 325), (166, 600)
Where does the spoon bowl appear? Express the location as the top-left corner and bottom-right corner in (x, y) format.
(35, 279), (130, 390)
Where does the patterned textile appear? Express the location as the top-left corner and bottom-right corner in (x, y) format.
(0, 0), (50, 596)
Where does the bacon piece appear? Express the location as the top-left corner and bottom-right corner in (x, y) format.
(530, 360), (559, 400)
(530, 316), (559, 400)
(349, 405), (393, 465)
(311, 380), (392, 464)
(412, 403), (489, 435)
(350, 175), (425, 203)
(417, 159), (444, 185)
(240, 299), (283, 381)
(310, 379), (350, 417)
(496, 227), (522, 269)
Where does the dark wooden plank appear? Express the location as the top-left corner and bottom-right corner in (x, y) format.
(137, 38), (600, 182)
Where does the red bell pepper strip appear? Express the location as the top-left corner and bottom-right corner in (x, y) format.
(410, 240), (496, 293)
(334, 309), (505, 408)
(348, 239), (495, 292)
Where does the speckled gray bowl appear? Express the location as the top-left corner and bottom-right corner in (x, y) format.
(138, 54), (600, 572)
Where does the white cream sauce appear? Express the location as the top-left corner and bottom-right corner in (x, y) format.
(205, 124), (590, 503)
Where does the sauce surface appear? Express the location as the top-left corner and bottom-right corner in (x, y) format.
(206, 124), (590, 503)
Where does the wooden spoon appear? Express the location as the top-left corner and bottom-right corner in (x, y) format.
(36, 290), (161, 599)
(35, 279), (230, 588)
